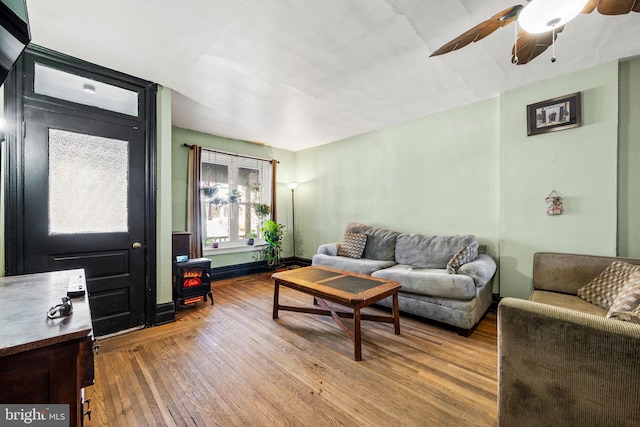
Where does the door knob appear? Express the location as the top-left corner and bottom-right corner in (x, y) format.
(132, 242), (142, 249)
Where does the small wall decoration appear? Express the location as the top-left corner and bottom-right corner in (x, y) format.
(527, 92), (582, 136)
(545, 190), (564, 215)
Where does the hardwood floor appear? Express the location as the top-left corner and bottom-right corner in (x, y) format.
(85, 273), (498, 426)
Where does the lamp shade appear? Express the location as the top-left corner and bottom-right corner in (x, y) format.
(287, 182), (299, 190)
(518, 0), (589, 34)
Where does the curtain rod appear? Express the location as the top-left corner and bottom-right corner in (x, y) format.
(182, 143), (278, 163)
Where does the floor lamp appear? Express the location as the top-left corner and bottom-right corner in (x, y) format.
(287, 182), (299, 262)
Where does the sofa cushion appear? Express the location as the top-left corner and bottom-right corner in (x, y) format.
(530, 290), (608, 317)
(337, 232), (367, 259)
(607, 271), (640, 319)
(372, 265), (476, 300)
(395, 234), (478, 269)
(577, 261), (640, 310)
(344, 222), (400, 261)
(311, 253), (396, 276)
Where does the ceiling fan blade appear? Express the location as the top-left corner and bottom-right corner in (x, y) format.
(511, 27), (564, 65)
(597, 0), (639, 14)
(430, 5), (524, 57)
(582, 0), (599, 13)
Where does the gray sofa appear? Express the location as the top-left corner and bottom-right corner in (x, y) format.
(312, 222), (497, 335)
(498, 252), (640, 426)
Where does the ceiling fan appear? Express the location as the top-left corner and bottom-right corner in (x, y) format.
(430, 0), (640, 65)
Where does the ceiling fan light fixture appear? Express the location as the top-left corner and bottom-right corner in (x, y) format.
(518, 0), (589, 34)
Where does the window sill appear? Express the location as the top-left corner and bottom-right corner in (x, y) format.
(203, 243), (266, 256)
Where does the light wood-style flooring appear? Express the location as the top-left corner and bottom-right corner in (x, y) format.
(85, 273), (498, 426)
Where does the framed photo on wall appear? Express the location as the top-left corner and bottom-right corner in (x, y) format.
(526, 92), (582, 136)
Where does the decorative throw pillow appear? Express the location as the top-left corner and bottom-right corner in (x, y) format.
(608, 307), (640, 325)
(447, 245), (469, 274)
(577, 261), (640, 310)
(606, 271), (640, 318)
(337, 232), (367, 259)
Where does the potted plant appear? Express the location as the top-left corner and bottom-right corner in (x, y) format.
(254, 203), (270, 221)
(253, 203), (270, 235)
(262, 220), (284, 267)
(246, 232), (257, 246)
(227, 189), (242, 204)
(211, 196), (226, 207)
(200, 185), (218, 200)
(250, 179), (262, 193)
(201, 185), (229, 211)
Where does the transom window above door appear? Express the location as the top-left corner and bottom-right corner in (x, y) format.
(34, 62), (139, 116)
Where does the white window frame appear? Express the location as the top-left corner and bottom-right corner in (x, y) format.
(200, 151), (272, 252)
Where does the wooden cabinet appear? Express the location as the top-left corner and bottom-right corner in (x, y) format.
(0, 269), (94, 426)
(172, 231), (191, 260)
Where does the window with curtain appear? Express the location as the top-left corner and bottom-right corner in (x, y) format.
(200, 150), (273, 248)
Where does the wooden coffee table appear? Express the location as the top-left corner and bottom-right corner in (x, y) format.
(271, 266), (401, 361)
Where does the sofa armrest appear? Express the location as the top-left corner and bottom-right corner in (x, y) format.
(498, 297), (640, 426)
(456, 254), (496, 287)
(317, 243), (339, 256)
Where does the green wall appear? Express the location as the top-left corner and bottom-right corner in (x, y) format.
(618, 59), (640, 258)
(170, 126), (295, 268)
(499, 62), (620, 298)
(294, 97), (501, 285)
(295, 97), (501, 293)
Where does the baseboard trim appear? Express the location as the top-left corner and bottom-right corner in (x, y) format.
(284, 257), (312, 268)
(155, 302), (176, 325)
(210, 258), (313, 281)
(210, 260), (268, 281)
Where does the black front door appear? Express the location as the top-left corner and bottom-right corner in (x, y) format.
(22, 107), (147, 336)
(4, 46), (157, 337)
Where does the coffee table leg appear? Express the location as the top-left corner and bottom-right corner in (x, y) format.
(393, 292), (400, 334)
(273, 281), (280, 319)
(354, 307), (362, 361)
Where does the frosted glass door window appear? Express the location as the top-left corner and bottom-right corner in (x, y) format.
(49, 129), (129, 235)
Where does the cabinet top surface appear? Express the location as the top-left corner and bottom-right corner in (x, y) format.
(0, 269), (93, 357)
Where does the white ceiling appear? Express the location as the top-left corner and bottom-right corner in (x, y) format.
(25, 0), (640, 151)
